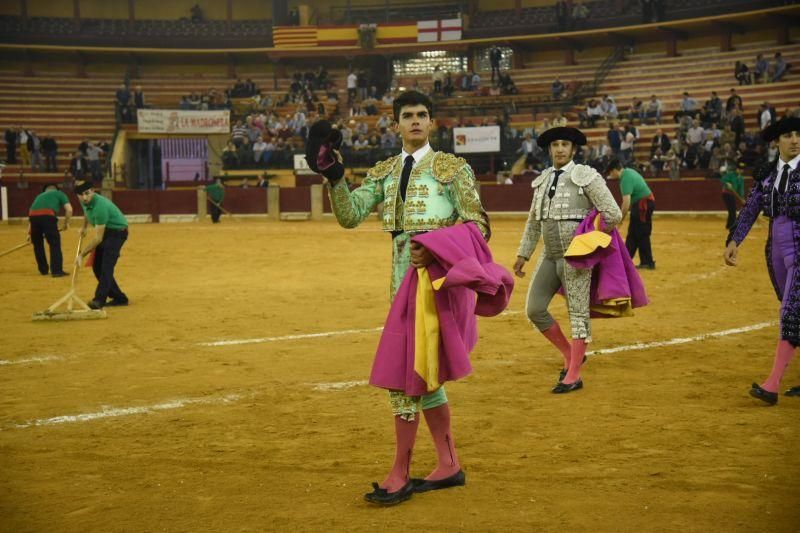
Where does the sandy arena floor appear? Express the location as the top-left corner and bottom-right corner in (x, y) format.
(0, 215), (798, 532)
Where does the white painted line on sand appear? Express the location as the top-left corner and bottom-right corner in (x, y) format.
(199, 327), (385, 347)
(0, 355), (64, 366)
(312, 380), (369, 391)
(587, 322), (776, 356)
(10, 393), (246, 430)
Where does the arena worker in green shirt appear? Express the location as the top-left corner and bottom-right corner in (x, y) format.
(74, 180), (129, 309)
(720, 161), (746, 230)
(204, 177), (225, 223)
(607, 158), (656, 269)
(27, 184), (73, 277)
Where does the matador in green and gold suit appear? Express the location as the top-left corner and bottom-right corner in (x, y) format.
(329, 143), (490, 417)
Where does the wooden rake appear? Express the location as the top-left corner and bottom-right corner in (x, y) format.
(0, 241), (30, 258)
(32, 233), (107, 321)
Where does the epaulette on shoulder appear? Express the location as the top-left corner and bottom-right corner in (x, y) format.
(531, 168), (553, 188)
(432, 152), (468, 184)
(569, 164), (600, 187)
(366, 154), (400, 180)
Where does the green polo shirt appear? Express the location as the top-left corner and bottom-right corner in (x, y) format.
(29, 189), (69, 215)
(720, 170), (745, 198)
(619, 168), (652, 203)
(81, 193), (128, 230)
(205, 182), (225, 203)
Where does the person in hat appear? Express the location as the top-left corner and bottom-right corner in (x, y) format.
(74, 181), (129, 309)
(720, 161), (746, 230)
(724, 116), (800, 404)
(513, 126), (622, 393)
(606, 158), (656, 269)
(27, 184), (72, 277)
(305, 90), (490, 506)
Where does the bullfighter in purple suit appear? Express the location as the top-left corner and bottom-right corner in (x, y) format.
(724, 116), (800, 405)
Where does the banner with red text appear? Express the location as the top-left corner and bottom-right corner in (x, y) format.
(137, 110), (231, 134)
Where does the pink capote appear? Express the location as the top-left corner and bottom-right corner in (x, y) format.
(370, 222), (514, 395)
(564, 209), (649, 317)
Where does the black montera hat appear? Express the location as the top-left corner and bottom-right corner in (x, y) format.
(762, 116), (800, 143)
(74, 180), (93, 194)
(536, 126), (588, 149)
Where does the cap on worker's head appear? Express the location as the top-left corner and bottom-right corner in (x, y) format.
(74, 180), (93, 194)
(536, 127), (587, 149)
(42, 184), (57, 192)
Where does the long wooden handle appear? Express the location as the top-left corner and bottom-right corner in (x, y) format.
(0, 241), (30, 258)
(208, 198), (233, 216)
(71, 233), (84, 292)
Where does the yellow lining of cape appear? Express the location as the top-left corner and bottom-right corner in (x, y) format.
(414, 269), (446, 392)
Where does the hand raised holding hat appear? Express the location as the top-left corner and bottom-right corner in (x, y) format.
(305, 120), (345, 183)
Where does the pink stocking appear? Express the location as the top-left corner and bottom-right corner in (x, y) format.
(563, 338), (587, 385)
(380, 415), (419, 492)
(760, 340), (796, 393)
(422, 403), (461, 481)
(542, 322), (571, 368)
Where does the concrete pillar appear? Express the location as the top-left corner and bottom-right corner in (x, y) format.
(197, 188), (207, 221)
(310, 184), (323, 221)
(267, 184), (280, 220)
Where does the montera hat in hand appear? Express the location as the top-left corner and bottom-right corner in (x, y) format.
(536, 126), (588, 149)
(305, 119), (344, 181)
(762, 116), (800, 143)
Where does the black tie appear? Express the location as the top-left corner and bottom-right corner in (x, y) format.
(778, 164), (790, 194)
(399, 155), (414, 202)
(548, 169), (563, 199)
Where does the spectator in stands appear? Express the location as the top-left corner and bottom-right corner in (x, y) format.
(627, 97), (644, 124)
(650, 148), (665, 177)
(443, 72), (455, 97)
(619, 125), (635, 166)
(375, 113), (391, 131)
(555, 0), (569, 31)
(347, 70), (357, 103)
(86, 141), (103, 180)
(580, 99), (603, 128)
(726, 88), (743, 114)
(702, 91), (722, 127)
(642, 94), (662, 125)
(760, 102), (773, 130)
(754, 53), (769, 83)
(237, 138), (253, 168)
(664, 149), (679, 180)
(552, 111), (567, 128)
(133, 86), (145, 110)
(222, 141), (238, 170)
(69, 150), (87, 180)
(607, 122), (622, 157)
(252, 136), (269, 166)
(601, 95), (618, 123)
(380, 128), (397, 149)
(490, 46), (502, 83)
(551, 77), (565, 100)
(728, 107), (745, 146)
(257, 174), (269, 188)
(115, 84), (131, 123)
(498, 71), (518, 95)
(432, 65), (444, 94)
(572, 1), (589, 29)
(18, 128), (30, 167)
(231, 120), (247, 147)
(734, 60), (751, 85)
(470, 70), (481, 93)
(720, 124), (736, 150)
(4, 127), (16, 164)
(650, 128), (670, 158)
(28, 130), (43, 171)
(179, 96), (191, 110)
(190, 4), (203, 23)
(675, 91), (698, 122)
(686, 119), (705, 148)
(41, 134), (57, 172)
(640, 0), (653, 23)
(357, 70), (368, 101)
(772, 52), (790, 82)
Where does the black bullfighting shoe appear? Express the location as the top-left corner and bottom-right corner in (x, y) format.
(749, 383), (778, 405)
(410, 469), (466, 493)
(363, 481), (414, 506)
(784, 386), (800, 397)
(552, 380), (583, 394)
